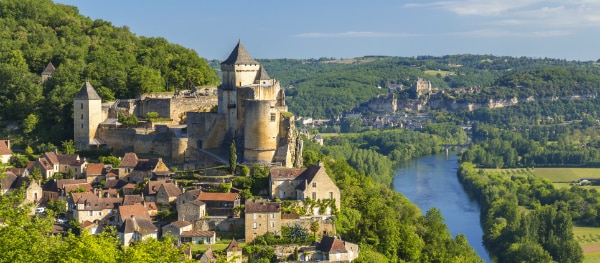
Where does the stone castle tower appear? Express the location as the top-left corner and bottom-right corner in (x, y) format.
(414, 77), (431, 98)
(188, 41), (301, 167)
(74, 82), (103, 150)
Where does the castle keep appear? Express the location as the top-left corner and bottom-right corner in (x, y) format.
(74, 41), (302, 168)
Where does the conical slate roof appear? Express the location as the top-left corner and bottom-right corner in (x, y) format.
(75, 82), (102, 100)
(222, 40), (259, 65)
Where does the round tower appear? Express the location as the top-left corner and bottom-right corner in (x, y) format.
(74, 82), (102, 150)
(243, 100), (278, 164)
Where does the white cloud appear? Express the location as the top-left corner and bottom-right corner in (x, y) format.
(450, 29), (571, 38)
(294, 32), (420, 38)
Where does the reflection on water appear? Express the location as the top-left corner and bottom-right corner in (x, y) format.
(393, 153), (491, 262)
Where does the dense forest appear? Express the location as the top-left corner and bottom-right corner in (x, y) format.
(0, 0), (218, 144)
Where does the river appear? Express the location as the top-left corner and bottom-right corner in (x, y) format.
(393, 153), (492, 262)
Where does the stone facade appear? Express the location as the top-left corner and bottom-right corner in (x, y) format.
(74, 82), (104, 150)
(244, 200), (282, 243)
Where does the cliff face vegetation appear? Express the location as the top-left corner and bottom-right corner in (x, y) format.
(0, 0), (218, 143)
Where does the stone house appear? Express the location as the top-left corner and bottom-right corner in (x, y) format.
(180, 230), (216, 245)
(41, 178), (88, 203)
(156, 182), (182, 206)
(0, 174), (42, 205)
(0, 139), (11, 164)
(118, 215), (158, 246)
(85, 163), (105, 184)
(162, 220), (193, 243)
(117, 203), (152, 225)
(244, 200), (281, 243)
(118, 152), (174, 183)
(143, 181), (179, 203)
(177, 200), (206, 223)
(269, 161), (340, 216)
(196, 192), (241, 217)
(70, 192), (121, 224)
(176, 189), (201, 207)
(299, 236), (359, 262)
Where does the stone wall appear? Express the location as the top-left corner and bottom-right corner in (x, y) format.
(194, 217), (244, 232)
(97, 128), (136, 155)
(281, 216), (336, 237)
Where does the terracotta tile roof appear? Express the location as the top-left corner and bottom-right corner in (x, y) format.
(145, 202), (158, 211)
(170, 220), (192, 228)
(86, 163), (104, 175)
(56, 154), (80, 166)
(119, 217), (157, 234)
(119, 153), (138, 168)
(72, 193), (121, 211)
(63, 183), (92, 194)
(318, 236), (348, 254)
(270, 167), (306, 181)
(180, 230), (215, 237)
(106, 170), (118, 177)
(123, 195), (144, 205)
(197, 192), (240, 202)
(123, 183), (136, 189)
(44, 152), (59, 165)
(0, 140), (11, 155)
(4, 168), (25, 176)
(0, 174), (17, 191)
(118, 203), (151, 222)
(38, 157), (54, 170)
(226, 239), (240, 252)
(160, 183), (182, 197)
(134, 159), (159, 172)
(25, 161), (35, 171)
(57, 179), (88, 189)
(245, 200), (281, 213)
(80, 220), (97, 229)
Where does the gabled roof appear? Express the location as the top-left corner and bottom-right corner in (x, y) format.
(226, 238), (240, 252)
(55, 154), (80, 166)
(4, 168), (25, 177)
(159, 183), (182, 197)
(42, 62), (56, 75)
(86, 163), (104, 175)
(317, 236), (348, 254)
(181, 230), (215, 237)
(184, 200), (206, 207)
(119, 216), (157, 235)
(0, 173), (17, 191)
(0, 140), (11, 155)
(200, 246), (215, 262)
(256, 66), (270, 80)
(118, 203), (151, 222)
(169, 220), (192, 229)
(221, 40), (259, 65)
(104, 179), (128, 190)
(144, 181), (167, 196)
(75, 82), (101, 100)
(63, 183), (92, 194)
(197, 192), (240, 202)
(245, 200), (281, 213)
(122, 195), (144, 206)
(134, 159), (159, 172)
(44, 152), (59, 165)
(269, 167), (306, 181)
(119, 153), (139, 168)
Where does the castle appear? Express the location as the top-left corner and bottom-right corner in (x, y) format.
(74, 41), (302, 168)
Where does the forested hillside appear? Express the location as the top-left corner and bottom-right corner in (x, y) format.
(256, 56), (600, 119)
(0, 0), (218, 144)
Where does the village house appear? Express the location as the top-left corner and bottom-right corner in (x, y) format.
(244, 199), (282, 243)
(196, 192), (241, 217)
(70, 192), (121, 224)
(85, 163), (105, 184)
(0, 173), (42, 205)
(162, 220), (193, 243)
(269, 161), (340, 216)
(41, 178), (88, 203)
(180, 230), (216, 245)
(0, 139), (12, 164)
(177, 199), (206, 223)
(117, 203), (158, 246)
(156, 182), (182, 206)
(299, 236), (360, 262)
(118, 153), (174, 183)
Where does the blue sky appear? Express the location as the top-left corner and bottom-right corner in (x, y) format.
(54, 0), (600, 61)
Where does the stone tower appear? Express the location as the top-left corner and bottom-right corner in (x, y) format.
(414, 77), (431, 98)
(73, 82), (103, 150)
(187, 41), (300, 167)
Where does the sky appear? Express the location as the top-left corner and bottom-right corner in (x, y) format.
(54, 0), (600, 61)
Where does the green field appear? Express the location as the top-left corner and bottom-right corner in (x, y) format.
(531, 168), (600, 183)
(424, 69), (454, 77)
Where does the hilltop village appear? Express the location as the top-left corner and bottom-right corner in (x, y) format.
(1, 42), (358, 262)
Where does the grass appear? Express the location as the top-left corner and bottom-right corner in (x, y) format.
(584, 254), (600, 263)
(424, 69), (454, 77)
(189, 239), (247, 254)
(530, 168), (600, 183)
(574, 227), (600, 245)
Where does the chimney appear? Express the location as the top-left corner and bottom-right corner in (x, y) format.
(318, 160), (324, 167)
(5, 140), (9, 150)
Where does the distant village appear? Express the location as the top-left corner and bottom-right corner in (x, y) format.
(0, 42), (358, 262)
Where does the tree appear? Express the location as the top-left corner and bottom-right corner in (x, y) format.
(22, 113), (38, 135)
(146, 111), (159, 121)
(310, 221), (320, 240)
(61, 140), (76, 154)
(30, 167), (43, 185)
(229, 141), (237, 174)
(100, 156), (122, 167)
